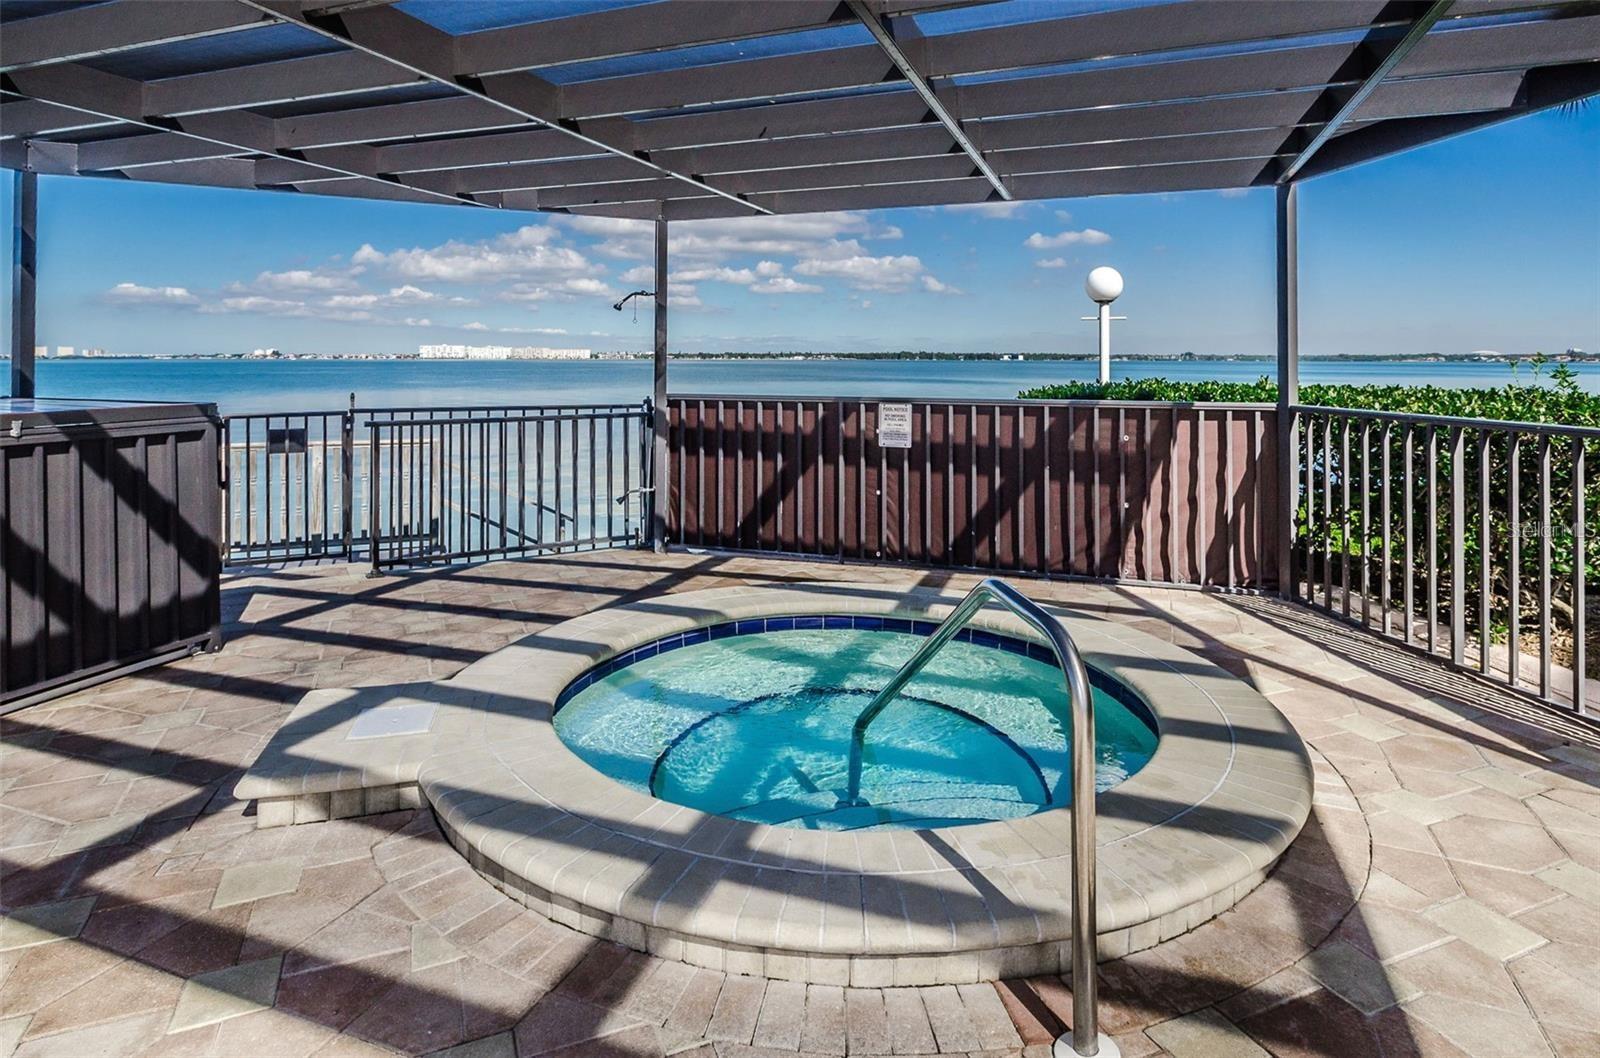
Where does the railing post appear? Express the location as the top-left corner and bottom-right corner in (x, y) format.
(1275, 181), (1299, 600)
(652, 213), (670, 552)
(366, 420), (383, 578)
(342, 392), (356, 558)
(840, 578), (1112, 1057)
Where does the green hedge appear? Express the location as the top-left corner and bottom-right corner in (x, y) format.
(1017, 367), (1600, 428)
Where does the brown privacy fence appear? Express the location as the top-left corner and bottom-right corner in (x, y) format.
(3, 403), (222, 710)
(666, 396), (1281, 589)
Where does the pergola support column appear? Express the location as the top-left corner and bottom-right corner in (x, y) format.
(651, 213), (669, 552)
(9, 168), (37, 400)
(1275, 181), (1299, 600)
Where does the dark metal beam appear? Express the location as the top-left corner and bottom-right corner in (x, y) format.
(0, 1), (271, 73)
(9, 169), (37, 399)
(1275, 181), (1299, 599)
(847, 0), (1011, 200)
(238, 0), (772, 216)
(1278, 0), (1455, 182)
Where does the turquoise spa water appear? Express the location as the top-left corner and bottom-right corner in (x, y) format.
(553, 628), (1158, 831)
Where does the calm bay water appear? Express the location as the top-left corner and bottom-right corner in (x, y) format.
(25, 356), (1587, 417)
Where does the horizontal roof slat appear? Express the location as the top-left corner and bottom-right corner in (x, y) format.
(1352, 68), (1528, 121)
(952, 40), (1366, 119)
(144, 51), (423, 115)
(0, 97), (119, 139)
(714, 153), (980, 194)
(754, 176), (993, 213)
(969, 89), (1330, 151)
(1011, 156), (1274, 198)
(454, 0), (846, 76)
(625, 90), (932, 150)
(554, 46), (897, 119)
(1395, 12), (1600, 77)
(276, 96), (526, 147)
(655, 124), (958, 176)
(994, 126), (1297, 176)
(0, 0), (272, 73)
(917, 0), (1395, 78)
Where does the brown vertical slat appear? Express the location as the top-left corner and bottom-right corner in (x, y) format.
(1047, 405), (1068, 576)
(927, 404), (948, 563)
(995, 405), (1017, 569)
(799, 402), (819, 553)
(971, 404), (994, 568)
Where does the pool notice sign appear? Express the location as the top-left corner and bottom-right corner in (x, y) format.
(878, 403), (913, 448)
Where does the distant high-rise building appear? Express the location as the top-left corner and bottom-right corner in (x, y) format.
(417, 343), (592, 360)
(55, 346), (76, 358)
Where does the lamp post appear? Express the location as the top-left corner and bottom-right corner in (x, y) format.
(1081, 266), (1125, 385)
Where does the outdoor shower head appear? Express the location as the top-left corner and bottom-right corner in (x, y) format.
(613, 290), (655, 311)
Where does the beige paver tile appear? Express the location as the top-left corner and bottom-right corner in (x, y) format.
(1460, 765), (1551, 799)
(411, 923), (464, 972)
(0, 897), (95, 951)
(1145, 1008), (1269, 1058)
(212, 859), (304, 909)
(1300, 940), (1420, 1015)
(1370, 790), (1461, 827)
(1403, 993), (1555, 1058)
(0, 1015), (31, 1057)
(1424, 897), (1548, 961)
(167, 954), (284, 1033)
(423, 1030), (515, 1058)
(1534, 860), (1600, 905)
(1334, 714), (1404, 743)
(797, 984), (846, 1056)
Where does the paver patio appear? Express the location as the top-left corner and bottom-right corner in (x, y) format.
(2, 550), (1597, 1058)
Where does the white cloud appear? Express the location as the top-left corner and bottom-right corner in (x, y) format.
(462, 321), (489, 331)
(1024, 228), (1112, 249)
(105, 282), (198, 305)
(244, 269), (359, 294)
(353, 223), (595, 283)
(751, 276), (822, 295)
(1215, 187), (1252, 199)
(920, 275), (961, 294)
(1035, 257), (1068, 269)
(793, 253), (934, 292)
(498, 276), (618, 302)
(673, 266), (759, 286)
(322, 285), (464, 310)
(755, 260), (784, 277)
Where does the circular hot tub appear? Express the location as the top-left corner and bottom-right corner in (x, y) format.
(421, 583), (1313, 986)
(553, 616), (1159, 831)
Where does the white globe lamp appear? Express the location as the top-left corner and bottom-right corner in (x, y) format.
(1085, 266), (1124, 305)
(1081, 266), (1126, 383)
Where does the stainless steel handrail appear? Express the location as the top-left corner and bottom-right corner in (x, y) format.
(840, 577), (1110, 1057)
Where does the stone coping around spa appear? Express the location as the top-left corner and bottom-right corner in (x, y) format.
(411, 583), (1313, 962)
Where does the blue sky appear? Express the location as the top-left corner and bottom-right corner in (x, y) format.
(5, 104), (1597, 358)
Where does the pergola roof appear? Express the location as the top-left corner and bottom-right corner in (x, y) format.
(2, 0), (1597, 219)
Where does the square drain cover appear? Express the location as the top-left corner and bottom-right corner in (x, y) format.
(347, 702), (437, 740)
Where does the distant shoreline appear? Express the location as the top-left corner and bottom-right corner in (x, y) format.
(12, 351), (1592, 365)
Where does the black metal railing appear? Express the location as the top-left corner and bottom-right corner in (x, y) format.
(1292, 405), (1595, 713)
(221, 407), (354, 562)
(221, 401), (652, 568)
(364, 404), (650, 571)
